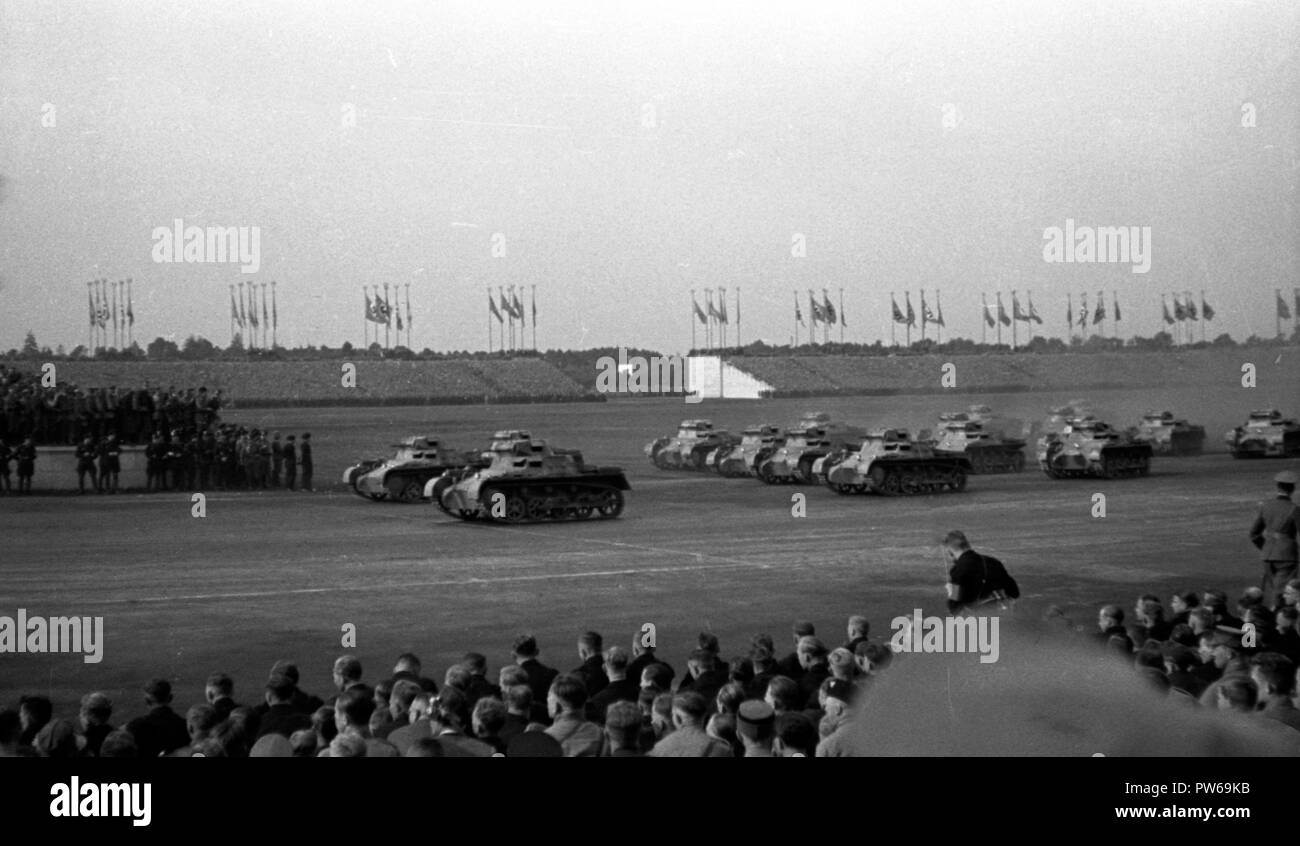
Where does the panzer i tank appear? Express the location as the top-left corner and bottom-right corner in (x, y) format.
(754, 413), (868, 485)
(1225, 410), (1300, 458)
(644, 420), (740, 471)
(708, 424), (782, 477)
(930, 405), (1027, 473)
(1026, 401), (1091, 445)
(428, 430), (630, 523)
(1128, 411), (1206, 456)
(823, 429), (971, 495)
(1037, 416), (1152, 478)
(344, 435), (483, 502)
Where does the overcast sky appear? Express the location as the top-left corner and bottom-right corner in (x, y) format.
(1, 0), (1296, 353)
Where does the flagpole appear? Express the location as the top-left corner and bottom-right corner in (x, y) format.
(1278, 288), (1283, 339)
(838, 288), (844, 344)
(705, 289), (713, 350)
(936, 289), (942, 344)
(736, 287), (742, 349)
(793, 290), (800, 349)
(905, 292), (911, 347)
(531, 284), (537, 351)
(1011, 290), (1017, 350)
(719, 287), (727, 350)
(890, 292), (896, 348)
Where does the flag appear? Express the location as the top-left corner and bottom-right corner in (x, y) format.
(1201, 295), (1214, 321)
(1066, 296), (1072, 330)
(368, 290), (389, 324)
(262, 286), (268, 328)
(1162, 297), (1174, 325)
(531, 289), (536, 326)
(98, 282), (109, 327)
(718, 289), (729, 324)
(405, 287), (412, 334)
(499, 291), (512, 320)
(249, 286), (259, 327)
(1027, 293), (1043, 324)
(88, 285), (95, 328)
(823, 291), (836, 324)
(1012, 293), (1029, 322)
(796, 292), (805, 326)
(1111, 293), (1120, 323)
(707, 294), (721, 321)
(933, 293), (945, 327)
(905, 293), (916, 327)
(997, 295), (1011, 327)
(891, 295), (905, 325)
(809, 291), (823, 323)
(1173, 296), (1186, 321)
(1279, 291), (1293, 320)
(984, 298), (996, 328)
(512, 289), (525, 320)
(1093, 291), (1105, 325)
(920, 291), (930, 325)
(1078, 293), (1088, 328)
(489, 291), (504, 323)
(272, 285), (278, 330)
(232, 288), (241, 327)
(396, 308), (404, 331)
(693, 295), (707, 325)
(1185, 295), (1198, 321)
(239, 285), (247, 327)
(111, 282), (118, 330)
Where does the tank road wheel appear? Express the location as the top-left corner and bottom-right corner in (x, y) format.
(396, 478), (424, 503)
(502, 495), (527, 523)
(880, 469), (902, 496)
(830, 482), (853, 495)
(900, 471), (922, 495)
(368, 492), (387, 501)
(869, 464), (888, 493)
(525, 496), (548, 522)
(595, 489), (624, 518)
(757, 464), (779, 485)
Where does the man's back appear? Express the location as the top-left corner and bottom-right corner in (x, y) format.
(649, 725), (731, 757)
(125, 705), (189, 758)
(1252, 497), (1299, 561)
(545, 714), (604, 757)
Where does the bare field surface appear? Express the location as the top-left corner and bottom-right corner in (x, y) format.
(2, 389), (1297, 719)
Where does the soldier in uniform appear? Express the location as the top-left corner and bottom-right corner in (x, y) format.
(300, 433), (313, 492)
(167, 430), (186, 491)
(182, 433), (200, 490)
(270, 432), (283, 487)
(145, 432), (166, 491)
(217, 430), (236, 490)
(75, 436), (99, 494)
(256, 433), (273, 489)
(15, 436), (36, 494)
(282, 434), (297, 491)
(98, 434), (122, 494)
(197, 431), (216, 490)
(1250, 470), (1300, 608)
(0, 438), (11, 494)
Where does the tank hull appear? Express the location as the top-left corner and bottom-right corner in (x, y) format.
(345, 458), (477, 502)
(933, 440), (1027, 474)
(435, 469), (631, 523)
(1225, 428), (1300, 458)
(825, 456), (970, 495)
(1037, 440), (1152, 478)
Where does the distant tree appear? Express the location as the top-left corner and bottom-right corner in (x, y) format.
(146, 337), (180, 359)
(340, 341), (353, 353)
(181, 335), (217, 359)
(20, 330), (38, 358)
(68, 344), (87, 359)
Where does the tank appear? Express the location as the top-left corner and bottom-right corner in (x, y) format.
(1224, 410), (1300, 458)
(644, 420), (740, 471)
(823, 429), (971, 495)
(1026, 401), (1092, 444)
(930, 406), (1027, 473)
(343, 435), (482, 502)
(1037, 416), (1153, 478)
(754, 413), (868, 485)
(1127, 411), (1206, 456)
(428, 431), (630, 523)
(708, 424), (782, 477)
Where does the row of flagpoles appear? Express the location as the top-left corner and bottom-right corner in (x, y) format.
(486, 285), (537, 352)
(229, 281), (278, 350)
(690, 287), (750, 350)
(86, 279), (134, 351)
(363, 284), (412, 350)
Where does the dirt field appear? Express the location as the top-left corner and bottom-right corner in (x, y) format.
(2, 387), (1297, 721)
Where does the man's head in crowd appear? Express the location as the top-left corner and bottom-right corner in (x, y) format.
(846, 616), (870, 643)
(791, 621), (815, 648)
(461, 652), (489, 679)
(205, 673), (234, 705)
(334, 689), (376, 736)
(78, 692), (112, 731)
(797, 636), (829, 670)
(736, 700), (775, 756)
(1188, 608), (1216, 636)
(671, 692), (709, 731)
(765, 676), (801, 715)
(499, 665), (528, 691)
(512, 635), (541, 664)
(547, 675), (587, 721)
(603, 701), (641, 753)
(472, 697), (507, 740)
(389, 679), (422, 724)
(640, 663), (672, 691)
(1250, 653), (1296, 701)
(444, 664), (471, 694)
(1215, 678), (1258, 714)
(942, 530), (971, 561)
(604, 646), (630, 681)
(393, 652), (424, 681)
(1170, 591), (1199, 617)
(687, 648), (717, 679)
(773, 713), (817, 757)
(504, 685), (533, 718)
(1097, 605), (1123, 632)
(266, 672), (297, 707)
(332, 655), (363, 692)
(577, 631), (603, 662)
(829, 647), (855, 680)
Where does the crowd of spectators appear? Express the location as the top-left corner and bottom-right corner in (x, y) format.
(5, 582), (1298, 757)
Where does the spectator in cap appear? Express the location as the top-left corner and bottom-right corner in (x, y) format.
(513, 635), (559, 708)
(124, 678), (189, 758)
(1250, 653), (1300, 733)
(460, 652), (500, 706)
(772, 712), (817, 757)
(544, 674), (603, 757)
(736, 700), (775, 757)
(1250, 470), (1299, 608)
(796, 636), (831, 708)
(570, 631), (609, 698)
(603, 701), (643, 757)
(587, 645), (638, 724)
(78, 692), (114, 757)
(204, 672), (239, 719)
(258, 673), (313, 739)
(776, 621), (815, 680)
(844, 615), (870, 654)
(648, 692), (731, 757)
(627, 629), (675, 692)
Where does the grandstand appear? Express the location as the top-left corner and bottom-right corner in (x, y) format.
(9, 359), (599, 407)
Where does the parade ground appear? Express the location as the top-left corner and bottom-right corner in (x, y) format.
(1, 388), (1296, 717)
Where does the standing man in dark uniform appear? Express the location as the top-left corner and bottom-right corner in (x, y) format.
(15, 437), (36, 494)
(0, 438), (11, 494)
(300, 433), (313, 492)
(167, 431), (186, 491)
(145, 432), (166, 491)
(98, 434), (122, 494)
(281, 434), (297, 490)
(75, 436), (98, 494)
(197, 430), (216, 490)
(1250, 471), (1300, 608)
(270, 432), (283, 487)
(942, 529), (1019, 613)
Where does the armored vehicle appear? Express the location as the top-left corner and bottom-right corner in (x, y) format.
(754, 413), (868, 485)
(1128, 411), (1206, 456)
(644, 420), (741, 471)
(1225, 410), (1300, 458)
(344, 435), (482, 502)
(930, 406), (1027, 473)
(428, 431), (630, 523)
(1037, 417), (1152, 478)
(708, 424), (782, 477)
(823, 429), (971, 495)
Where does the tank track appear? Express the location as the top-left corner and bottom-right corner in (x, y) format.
(827, 460), (968, 496)
(438, 476), (627, 523)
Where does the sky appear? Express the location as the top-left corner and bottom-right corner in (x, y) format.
(1, 0), (1297, 354)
